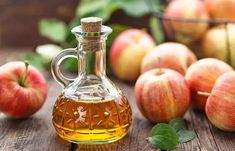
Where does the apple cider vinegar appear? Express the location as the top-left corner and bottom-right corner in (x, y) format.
(52, 94), (132, 144)
(51, 17), (132, 144)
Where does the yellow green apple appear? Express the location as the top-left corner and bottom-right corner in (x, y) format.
(110, 29), (155, 81)
(201, 24), (235, 68)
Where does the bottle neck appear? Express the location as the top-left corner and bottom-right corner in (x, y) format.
(78, 37), (106, 77)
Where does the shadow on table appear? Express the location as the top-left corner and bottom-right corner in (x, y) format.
(53, 134), (131, 151)
(192, 109), (235, 139)
(0, 115), (45, 130)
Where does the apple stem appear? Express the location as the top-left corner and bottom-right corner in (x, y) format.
(197, 91), (211, 97)
(182, 61), (188, 73)
(20, 61), (29, 87)
(157, 57), (162, 75)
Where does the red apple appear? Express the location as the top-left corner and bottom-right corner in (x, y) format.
(201, 24), (235, 68)
(206, 71), (235, 131)
(164, 0), (209, 44)
(110, 29), (156, 81)
(185, 58), (233, 110)
(135, 68), (190, 123)
(141, 42), (197, 75)
(0, 61), (48, 118)
(204, 0), (235, 19)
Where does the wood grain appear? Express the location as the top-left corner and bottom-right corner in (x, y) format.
(0, 49), (235, 151)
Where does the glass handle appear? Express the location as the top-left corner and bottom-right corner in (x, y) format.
(51, 48), (77, 87)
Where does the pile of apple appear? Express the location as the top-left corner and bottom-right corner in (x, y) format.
(163, 0), (235, 68)
(110, 28), (235, 131)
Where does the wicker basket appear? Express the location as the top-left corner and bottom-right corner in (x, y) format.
(153, 11), (235, 67)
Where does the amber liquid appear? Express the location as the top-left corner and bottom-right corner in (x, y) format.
(52, 94), (132, 144)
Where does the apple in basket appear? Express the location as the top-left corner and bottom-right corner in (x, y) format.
(164, 0), (209, 44)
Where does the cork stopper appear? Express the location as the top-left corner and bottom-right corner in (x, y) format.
(81, 17), (102, 32)
(80, 17), (103, 51)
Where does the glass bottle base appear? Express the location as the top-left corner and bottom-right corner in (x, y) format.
(54, 123), (129, 144)
(52, 94), (132, 145)
(58, 134), (126, 145)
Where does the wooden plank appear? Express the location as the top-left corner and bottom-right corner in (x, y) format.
(188, 110), (219, 151)
(0, 49), (235, 151)
(209, 119), (235, 151)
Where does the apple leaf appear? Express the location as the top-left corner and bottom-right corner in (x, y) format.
(145, 0), (167, 13)
(39, 19), (68, 43)
(149, 123), (179, 150)
(119, 0), (168, 17)
(61, 57), (78, 72)
(18, 53), (45, 71)
(149, 16), (164, 44)
(107, 24), (129, 51)
(35, 44), (62, 64)
(77, 0), (108, 17)
(92, 2), (120, 22)
(76, 0), (165, 20)
(118, 0), (150, 17)
(149, 119), (196, 150)
(177, 130), (196, 143)
(76, 0), (120, 22)
(169, 118), (185, 132)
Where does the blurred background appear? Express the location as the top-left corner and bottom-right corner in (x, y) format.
(0, 0), (152, 48)
(1, 0), (235, 73)
(0, 0), (165, 72)
(0, 0), (78, 48)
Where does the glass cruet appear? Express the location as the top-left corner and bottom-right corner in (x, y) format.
(51, 17), (132, 144)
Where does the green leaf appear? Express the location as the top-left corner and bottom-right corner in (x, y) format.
(36, 44), (62, 64)
(62, 34), (78, 49)
(147, 0), (167, 13)
(39, 19), (68, 42)
(151, 123), (177, 136)
(76, 0), (120, 22)
(177, 130), (196, 143)
(118, 0), (150, 17)
(77, 0), (108, 17)
(149, 16), (164, 44)
(149, 123), (179, 150)
(94, 2), (120, 22)
(76, 0), (167, 20)
(106, 24), (129, 52)
(62, 57), (78, 72)
(169, 118), (185, 132)
(69, 17), (81, 29)
(18, 53), (45, 71)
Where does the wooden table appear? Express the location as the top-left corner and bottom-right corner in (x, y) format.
(0, 48), (235, 151)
